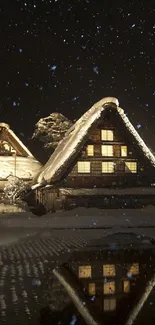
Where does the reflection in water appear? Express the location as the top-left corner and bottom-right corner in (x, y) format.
(43, 247), (155, 325)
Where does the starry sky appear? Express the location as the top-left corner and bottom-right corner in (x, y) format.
(0, 0), (155, 160)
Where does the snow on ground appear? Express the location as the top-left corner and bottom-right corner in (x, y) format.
(0, 205), (155, 229)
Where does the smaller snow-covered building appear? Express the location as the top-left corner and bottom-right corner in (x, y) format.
(32, 97), (155, 212)
(0, 123), (42, 190)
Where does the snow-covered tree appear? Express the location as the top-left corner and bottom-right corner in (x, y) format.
(32, 113), (73, 152)
(4, 176), (30, 203)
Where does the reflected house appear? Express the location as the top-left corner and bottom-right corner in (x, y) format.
(77, 261), (139, 312)
(32, 97), (155, 213)
(0, 123), (42, 190)
(64, 248), (154, 324)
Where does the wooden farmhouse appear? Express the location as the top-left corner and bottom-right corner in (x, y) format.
(0, 123), (42, 190)
(32, 97), (155, 213)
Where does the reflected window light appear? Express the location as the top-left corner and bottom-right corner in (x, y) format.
(88, 283), (96, 295)
(104, 281), (115, 295)
(123, 280), (130, 293)
(104, 298), (116, 311)
(103, 264), (116, 277)
(128, 263), (139, 276)
(78, 265), (92, 278)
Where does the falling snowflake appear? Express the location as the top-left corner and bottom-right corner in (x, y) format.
(49, 65), (57, 71)
(93, 66), (99, 74)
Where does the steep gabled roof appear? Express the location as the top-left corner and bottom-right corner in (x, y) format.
(34, 97), (155, 186)
(0, 123), (34, 157)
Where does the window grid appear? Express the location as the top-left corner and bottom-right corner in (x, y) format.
(103, 298), (116, 312)
(104, 281), (115, 295)
(101, 145), (113, 157)
(102, 162), (114, 173)
(87, 145), (94, 156)
(125, 162), (137, 173)
(121, 146), (127, 157)
(88, 283), (96, 296)
(123, 280), (130, 293)
(101, 130), (114, 141)
(78, 265), (92, 278)
(103, 264), (116, 277)
(77, 161), (90, 173)
(128, 263), (139, 276)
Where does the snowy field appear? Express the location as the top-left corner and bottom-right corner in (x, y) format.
(0, 205), (155, 229)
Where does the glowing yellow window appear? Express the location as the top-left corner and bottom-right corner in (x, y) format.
(128, 263), (139, 276)
(77, 161), (90, 173)
(88, 283), (96, 295)
(103, 264), (116, 277)
(78, 265), (92, 278)
(104, 281), (115, 295)
(102, 162), (114, 173)
(101, 145), (113, 156)
(121, 146), (127, 157)
(125, 162), (137, 173)
(104, 298), (116, 311)
(101, 130), (114, 141)
(123, 280), (130, 293)
(87, 145), (94, 156)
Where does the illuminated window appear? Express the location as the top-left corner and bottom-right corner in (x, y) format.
(78, 265), (92, 278)
(102, 162), (114, 173)
(87, 145), (94, 156)
(101, 130), (114, 141)
(128, 263), (139, 276)
(77, 161), (90, 173)
(88, 283), (96, 295)
(104, 298), (116, 311)
(101, 145), (113, 156)
(123, 280), (130, 293)
(125, 162), (137, 173)
(121, 146), (127, 157)
(103, 264), (116, 277)
(104, 281), (115, 295)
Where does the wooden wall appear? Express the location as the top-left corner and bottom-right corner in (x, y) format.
(62, 109), (155, 188)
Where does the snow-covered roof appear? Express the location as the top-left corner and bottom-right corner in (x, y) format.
(0, 123), (33, 157)
(35, 97), (155, 186)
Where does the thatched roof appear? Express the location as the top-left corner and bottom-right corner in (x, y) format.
(0, 123), (33, 157)
(33, 97), (155, 187)
(0, 123), (42, 181)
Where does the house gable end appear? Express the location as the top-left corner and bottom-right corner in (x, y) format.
(0, 125), (33, 157)
(63, 108), (155, 188)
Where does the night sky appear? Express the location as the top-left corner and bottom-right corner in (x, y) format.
(1, 0), (155, 160)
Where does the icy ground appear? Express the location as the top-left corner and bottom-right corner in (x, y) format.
(0, 229), (105, 325)
(0, 228), (154, 325)
(0, 205), (155, 324)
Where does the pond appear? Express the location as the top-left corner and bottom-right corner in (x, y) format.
(42, 241), (155, 325)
